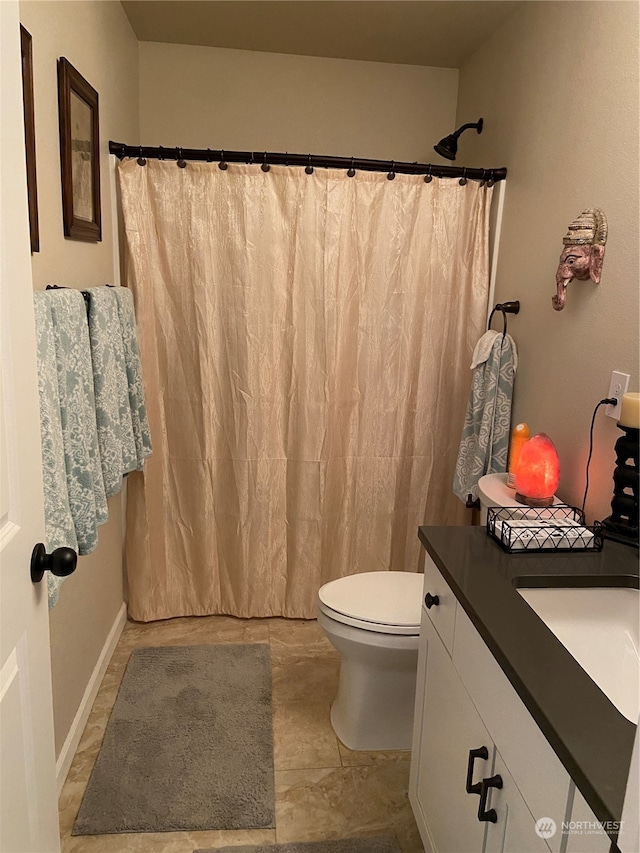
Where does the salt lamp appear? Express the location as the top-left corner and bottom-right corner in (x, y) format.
(514, 433), (560, 507)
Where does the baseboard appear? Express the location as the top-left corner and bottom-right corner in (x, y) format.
(56, 602), (127, 795)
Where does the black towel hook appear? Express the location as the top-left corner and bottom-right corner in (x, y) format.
(488, 300), (520, 341)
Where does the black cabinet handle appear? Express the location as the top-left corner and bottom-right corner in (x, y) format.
(30, 543), (77, 583)
(424, 592), (440, 609)
(477, 774), (503, 822)
(465, 746), (489, 795)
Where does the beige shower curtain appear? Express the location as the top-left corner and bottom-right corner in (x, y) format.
(118, 159), (492, 621)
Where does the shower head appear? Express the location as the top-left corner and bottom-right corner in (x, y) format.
(434, 118), (484, 161)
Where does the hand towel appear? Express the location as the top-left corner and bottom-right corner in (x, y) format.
(112, 286), (152, 467)
(453, 332), (518, 503)
(33, 293), (79, 607)
(49, 288), (108, 551)
(86, 286), (137, 495)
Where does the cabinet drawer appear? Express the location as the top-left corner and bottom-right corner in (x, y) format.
(453, 605), (570, 853)
(423, 554), (457, 656)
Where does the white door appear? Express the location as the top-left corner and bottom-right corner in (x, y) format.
(0, 2), (61, 850)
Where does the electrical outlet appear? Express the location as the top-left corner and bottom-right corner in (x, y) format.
(606, 371), (630, 419)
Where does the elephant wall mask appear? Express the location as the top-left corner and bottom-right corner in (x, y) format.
(552, 208), (608, 311)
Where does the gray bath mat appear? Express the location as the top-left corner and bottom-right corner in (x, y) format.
(195, 838), (401, 853)
(73, 643), (274, 835)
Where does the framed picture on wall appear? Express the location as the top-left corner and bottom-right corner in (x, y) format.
(20, 25), (39, 253)
(57, 56), (101, 242)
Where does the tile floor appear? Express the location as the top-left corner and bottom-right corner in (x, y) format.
(60, 615), (424, 853)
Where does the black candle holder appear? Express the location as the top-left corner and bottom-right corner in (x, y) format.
(599, 424), (639, 547)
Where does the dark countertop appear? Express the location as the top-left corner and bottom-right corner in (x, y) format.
(418, 526), (639, 843)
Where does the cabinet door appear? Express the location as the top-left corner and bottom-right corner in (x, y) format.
(413, 617), (494, 853)
(565, 785), (611, 853)
(484, 750), (551, 853)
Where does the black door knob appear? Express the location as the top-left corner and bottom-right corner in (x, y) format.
(424, 592), (440, 609)
(30, 543), (77, 583)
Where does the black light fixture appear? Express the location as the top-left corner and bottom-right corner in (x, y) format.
(434, 118), (484, 161)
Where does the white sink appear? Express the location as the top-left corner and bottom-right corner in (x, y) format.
(517, 587), (640, 723)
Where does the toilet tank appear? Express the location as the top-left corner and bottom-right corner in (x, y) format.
(478, 472), (561, 525)
(478, 473), (518, 525)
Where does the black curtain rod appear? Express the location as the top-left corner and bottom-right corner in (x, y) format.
(109, 141), (507, 184)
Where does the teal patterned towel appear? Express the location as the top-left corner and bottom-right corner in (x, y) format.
(48, 289), (108, 551)
(112, 286), (152, 467)
(33, 293), (79, 607)
(453, 331), (518, 503)
(87, 287), (137, 495)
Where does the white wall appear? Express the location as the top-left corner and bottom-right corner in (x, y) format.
(139, 41), (458, 161)
(19, 0), (139, 758)
(456, 0), (639, 522)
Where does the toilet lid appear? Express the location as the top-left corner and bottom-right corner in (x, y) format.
(318, 572), (423, 633)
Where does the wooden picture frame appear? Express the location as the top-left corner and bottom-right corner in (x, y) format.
(20, 26), (39, 253)
(57, 57), (101, 242)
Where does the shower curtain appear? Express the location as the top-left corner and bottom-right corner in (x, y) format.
(118, 160), (493, 621)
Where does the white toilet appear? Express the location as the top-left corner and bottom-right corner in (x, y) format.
(317, 570), (424, 751)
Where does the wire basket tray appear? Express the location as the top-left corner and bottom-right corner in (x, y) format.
(487, 505), (604, 553)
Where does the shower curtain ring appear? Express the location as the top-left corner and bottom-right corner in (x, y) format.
(459, 167), (468, 186)
(206, 148), (213, 163)
(479, 169), (486, 187)
(424, 165), (433, 183)
(347, 158), (356, 178)
(261, 152), (270, 173)
(218, 150), (228, 170)
(158, 146), (164, 161)
(137, 146), (146, 166)
(177, 148), (187, 168)
(487, 170), (495, 187)
(120, 144), (126, 160)
(305, 155), (314, 175)
(387, 161), (396, 181)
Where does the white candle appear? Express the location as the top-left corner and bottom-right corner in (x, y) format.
(618, 392), (640, 429)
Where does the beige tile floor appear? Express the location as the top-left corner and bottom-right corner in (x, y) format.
(60, 616), (424, 853)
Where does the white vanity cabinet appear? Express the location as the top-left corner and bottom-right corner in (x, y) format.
(410, 556), (573, 853)
(411, 613), (494, 853)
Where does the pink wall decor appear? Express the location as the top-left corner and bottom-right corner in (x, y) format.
(552, 208), (608, 311)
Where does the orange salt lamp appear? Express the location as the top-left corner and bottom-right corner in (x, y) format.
(514, 433), (560, 507)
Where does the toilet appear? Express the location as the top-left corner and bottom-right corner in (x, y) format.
(317, 571), (424, 751)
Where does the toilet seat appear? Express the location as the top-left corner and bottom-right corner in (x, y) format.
(318, 571), (423, 636)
